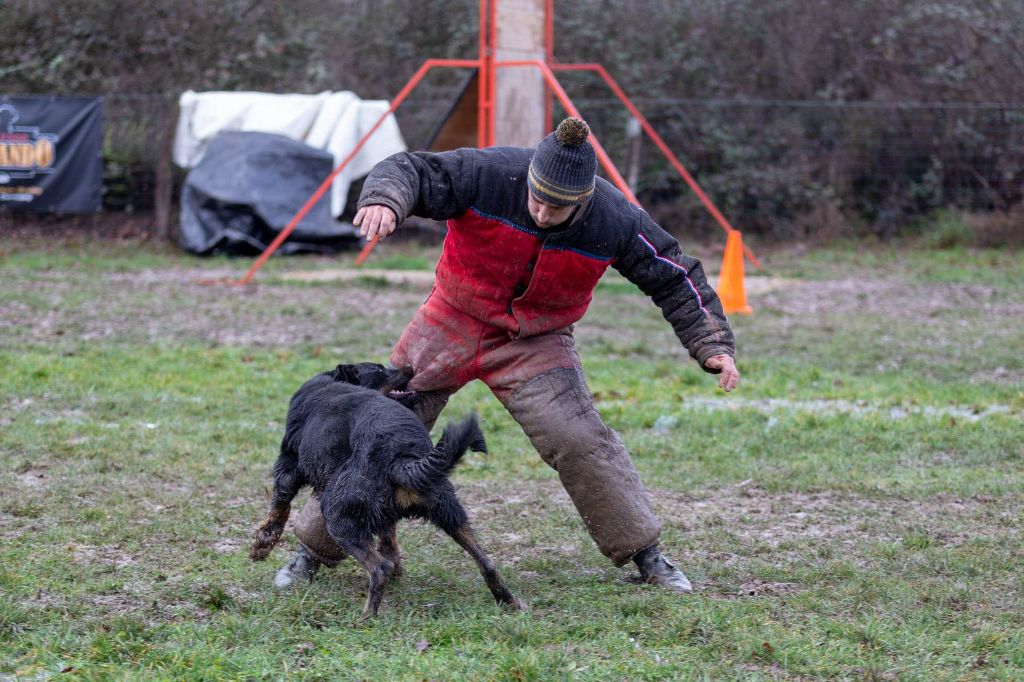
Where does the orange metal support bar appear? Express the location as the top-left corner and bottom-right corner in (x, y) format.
(552, 63), (761, 269)
(478, 0), (488, 148)
(235, 58), (480, 284)
(487, 1), (498, 147)
(496, 60), (639, 205)
(478, 0), (496, 148)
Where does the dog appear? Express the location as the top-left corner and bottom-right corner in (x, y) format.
(250, 362), (524, 617)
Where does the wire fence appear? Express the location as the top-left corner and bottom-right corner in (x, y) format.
(100, 93), (1024, 236)
(569, 97), (1024, 235)
(101, 94), (176, 213)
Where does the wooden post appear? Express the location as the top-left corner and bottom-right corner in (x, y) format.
(493, 0), (546, 147)
(154, 96), (175, 242)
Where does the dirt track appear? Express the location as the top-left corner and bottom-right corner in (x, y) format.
(2, 250), (1021, 391)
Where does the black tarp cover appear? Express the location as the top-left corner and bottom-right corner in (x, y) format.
(179, 131), (358, 255)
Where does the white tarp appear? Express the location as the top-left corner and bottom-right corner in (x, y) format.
(173, 90), (406, 216)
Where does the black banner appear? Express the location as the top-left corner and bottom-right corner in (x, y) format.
(0, 96), (103, 212)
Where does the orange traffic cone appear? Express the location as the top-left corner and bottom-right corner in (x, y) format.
(717, 230), (752, 314)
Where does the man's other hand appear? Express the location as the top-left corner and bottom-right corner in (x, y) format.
(705, 355), (739, 392)
(353, 205), (398, 242)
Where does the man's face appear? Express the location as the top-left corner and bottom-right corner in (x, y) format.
(528, 192), (577, 229)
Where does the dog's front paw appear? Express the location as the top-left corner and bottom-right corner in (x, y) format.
(249, 522), (284, 561)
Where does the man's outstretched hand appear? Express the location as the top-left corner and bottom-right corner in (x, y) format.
(353, 205), (398, 242)
(705, 355), (739, 392)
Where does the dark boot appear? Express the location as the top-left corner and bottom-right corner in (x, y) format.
(633, 545), (693, 593)
(273, 545), (322, 588)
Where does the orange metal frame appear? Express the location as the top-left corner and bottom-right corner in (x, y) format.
(235, 0), (756, 284)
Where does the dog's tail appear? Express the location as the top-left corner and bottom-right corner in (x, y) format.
(389, 414), (487, 491)
(436, 413), (488, 472)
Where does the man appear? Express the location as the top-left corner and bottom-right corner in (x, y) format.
(276, 117), (739, 593)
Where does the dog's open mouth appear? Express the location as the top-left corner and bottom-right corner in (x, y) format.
(387, 389), (417, 401)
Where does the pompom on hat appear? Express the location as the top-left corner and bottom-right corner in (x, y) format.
(528, 117), (597, 206)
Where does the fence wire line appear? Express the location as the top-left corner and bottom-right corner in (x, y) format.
(102, 93), (1024, 108)
(574, 97), (1024, 111)
(95, 94), (1024, 228)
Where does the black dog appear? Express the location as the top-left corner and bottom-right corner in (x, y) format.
(250, 363), (524, 617)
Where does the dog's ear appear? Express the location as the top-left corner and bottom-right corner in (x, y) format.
(330, 364), (362, 385)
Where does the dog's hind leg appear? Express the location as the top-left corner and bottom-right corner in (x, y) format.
(449, 525), (526, 611)
(338, 533), (394, 618)
(377, 524), (402, 579)
(322, 506), (395, 618)
(428, 490), (526, 611)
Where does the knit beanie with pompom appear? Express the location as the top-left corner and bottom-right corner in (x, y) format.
(527, 117), (597, 206)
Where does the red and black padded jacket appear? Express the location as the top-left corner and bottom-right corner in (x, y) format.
(357, 146), (735, 371)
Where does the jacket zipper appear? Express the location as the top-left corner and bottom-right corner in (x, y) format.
(506, 236), (547, 321)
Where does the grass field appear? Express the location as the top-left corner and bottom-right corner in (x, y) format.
(1, 234), (1021, 680)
